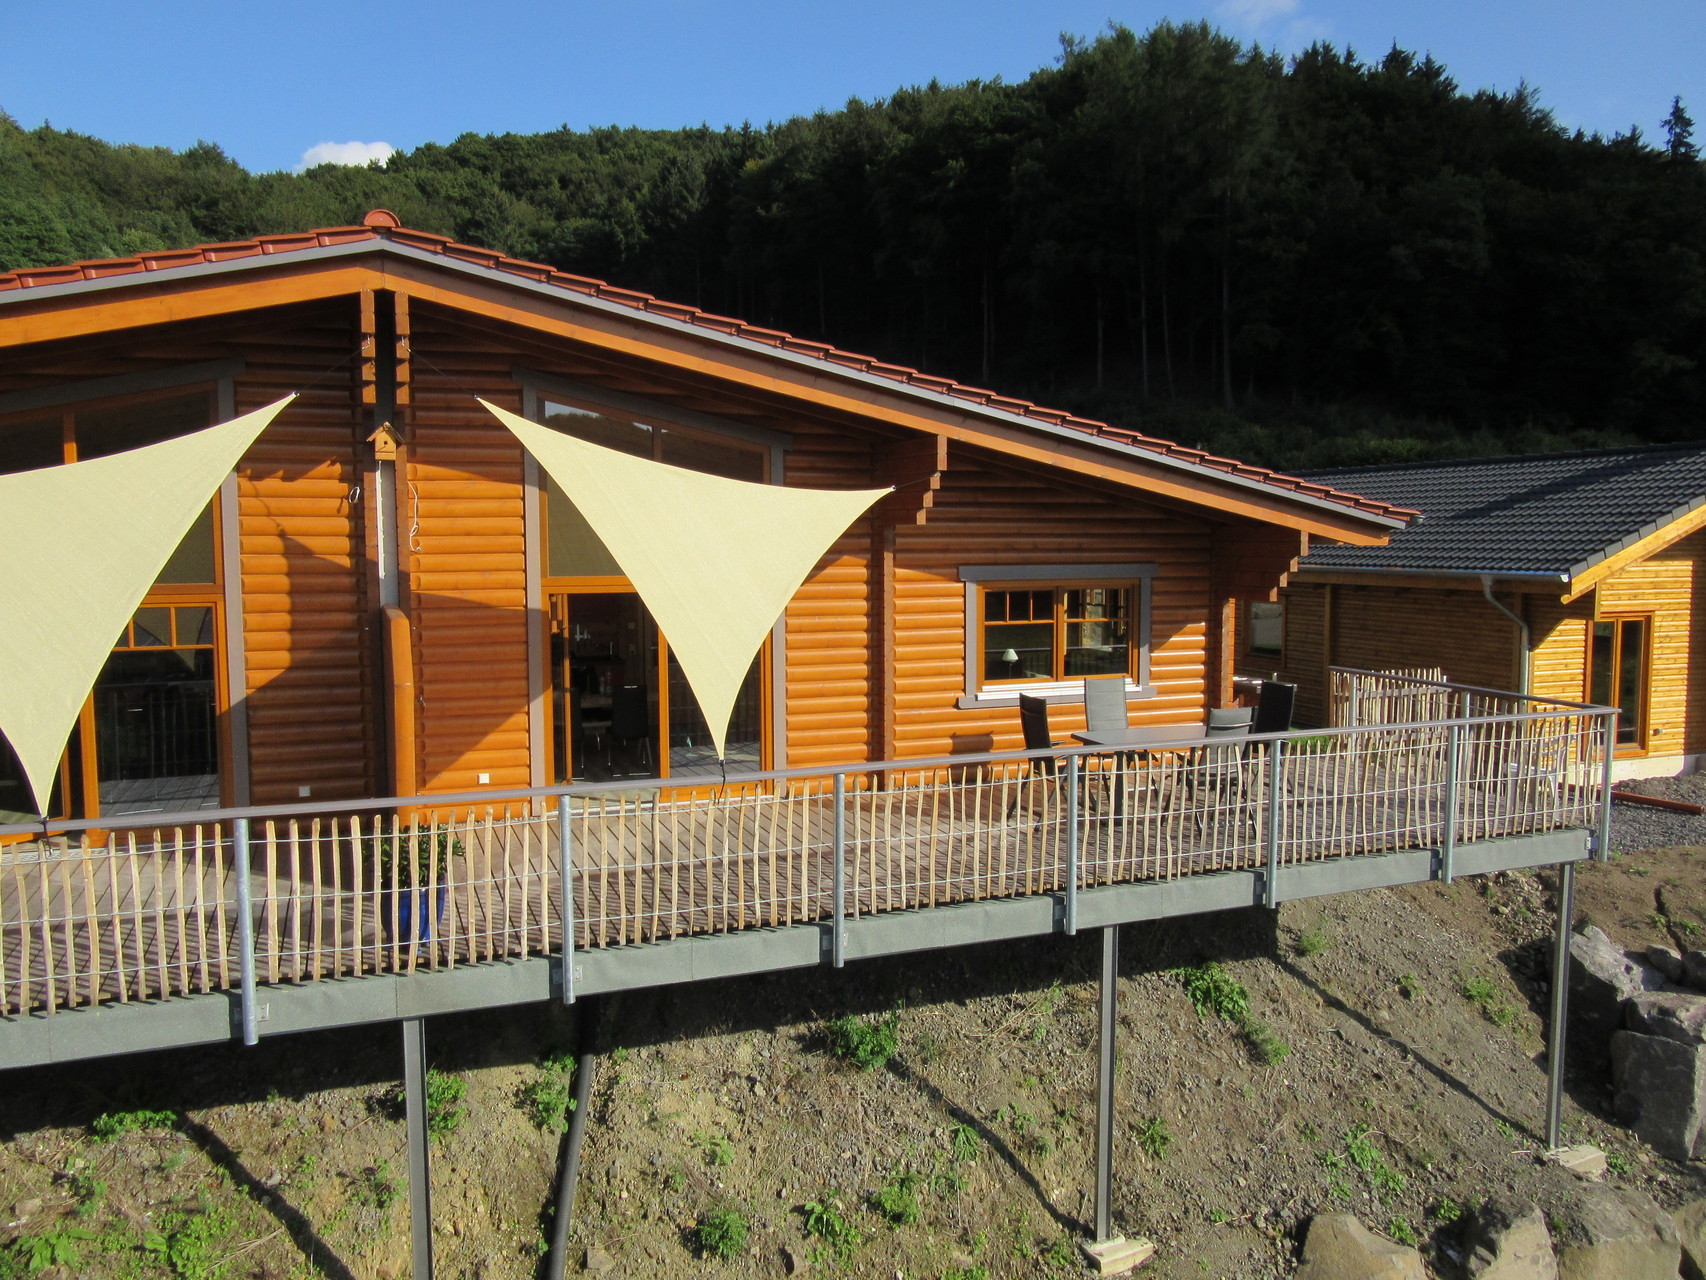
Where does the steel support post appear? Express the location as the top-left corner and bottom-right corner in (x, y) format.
(559, 794), (575, 1005)
(1065, 756), (1080, 935)
(232, 817), (257, 1046)
(832, 772), (846, 968)
(1546, 861), (1577, 1151)
(1595, 711), (1615, 863)
(1441, 723), (1461, 885)
(1263, 743), (1283, 909)
(402, 1017), (434, 1280)
(1095, 924), (1118, 1243)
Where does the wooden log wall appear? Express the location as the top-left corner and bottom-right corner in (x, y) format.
(1233, 583), (1331, 724)
(404, 305), (533, 794)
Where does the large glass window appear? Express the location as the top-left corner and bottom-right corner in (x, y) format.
(1589, 617), (1648, 750)
(1246, 600), (1284, 658)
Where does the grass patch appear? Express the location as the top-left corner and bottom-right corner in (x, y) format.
(949, 1122), (981, 1163)
(353, 1160), (401, 1210)
(1460, 971), (1518, 1027)
(1136, 1116), (1172, 1160)
(695, 1207), (749, 1260)
(800, 1193), (859, 1262)
(519, 1050), (578, 1132)
(1295, 926), (1329, 957)
(825, 1010), (900, 1072)
(90, 1107), (176, 1140)
(144, 1205), (238, 1280)
(1242, 1018), (1291, 1065)
(1175, 962), (1250, 1023)
(870, 1171), (923, 1226)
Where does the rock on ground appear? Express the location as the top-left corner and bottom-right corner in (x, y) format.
(1677, 1198), (1706, 1280)
(1553, 1185), (1681, 1280)
(1626, 990), (1706, 1044)
(1463, 1198), (1558, 1279)
(1293, 1214), (1426, 1280)
(1609, 1029), (1706, 1160)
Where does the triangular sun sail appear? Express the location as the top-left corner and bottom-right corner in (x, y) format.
(483, 400), (890, 760)
(0, 396), (292, 815)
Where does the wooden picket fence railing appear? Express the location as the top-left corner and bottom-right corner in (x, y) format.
(0, 679), (1614, 1016)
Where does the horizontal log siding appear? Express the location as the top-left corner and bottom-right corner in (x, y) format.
(1590, 528), (1706, 756)
(1236, 584), (1330, 725)
(1326, 585), (1519, 695)
(1527, 594), (1592, 708)
(235, 315), (375, 804)
(782, 424), (874, 769)
(891, 457), (1209, 757)
(406, 313), (532, 794)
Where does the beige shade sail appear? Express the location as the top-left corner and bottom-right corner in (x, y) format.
(0, 396), (293, 815)
(484, 400), (889, 760)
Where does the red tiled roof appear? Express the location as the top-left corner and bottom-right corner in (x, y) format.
(0, 213), (1414, 524)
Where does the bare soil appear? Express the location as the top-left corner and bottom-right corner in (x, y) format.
(4, 807), (1705, 1279)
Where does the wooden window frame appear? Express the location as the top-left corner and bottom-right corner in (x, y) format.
(1586, 613), (1652, 756)
(956, 563), (1156, 708)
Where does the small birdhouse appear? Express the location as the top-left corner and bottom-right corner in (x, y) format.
(368, 421), (402, 461)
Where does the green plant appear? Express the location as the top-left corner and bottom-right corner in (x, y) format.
(1606, 1152), (1632, 1175)
(371, 825), (462, 885)
(353, 1160), (400, 1210)
(1387, 1217), (1419, 1247)
(519, 1049), (578, 1131)
(695, 1207), (748, 1260)
(1460, 971), (1517, 1027)
(425, 1070), (467, 1138)
(1136, 1116), (1172, 1160)
(1430, 1197), (1464, 1225)
(1027, 981), (1066, 1041)
(1175, 962), (1250, 1023)
(90, 1106), (176, 1140)
(996, 1103), (1036, 1136)
(1207, 1208), (1231, 1224)
(67, 1169), (107, 1216)
(825, 1010), (900, 1072)
(1342, 1125), (1406, 1199)
(871, 1172), (922, 1226)
(143, 1206), (236, 1280)
(1040, 1237), (1075, 1267)
(940, 1268), (990, 1280)
(1399, 973), (1424, 1000)
(1243, 1018), (1291, 1065)
(1295, 926), (1329, 957)
(5, 1227), (96, 1276)
(697, 1130), (734, 1168)
(800, 1193), (858, 1261)
(949, 1122), (980, 1163)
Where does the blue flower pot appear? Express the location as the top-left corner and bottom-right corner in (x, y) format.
(383, 886), (449, 944)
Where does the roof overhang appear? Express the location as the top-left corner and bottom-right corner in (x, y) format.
(0, 237), (1404, 543)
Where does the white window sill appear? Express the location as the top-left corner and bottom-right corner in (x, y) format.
(955, 679), (1153, 710)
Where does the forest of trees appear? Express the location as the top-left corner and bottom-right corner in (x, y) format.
(2, 22), (1702, 469)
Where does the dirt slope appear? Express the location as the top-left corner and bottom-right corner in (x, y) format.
(3, 836), (1705, 1280)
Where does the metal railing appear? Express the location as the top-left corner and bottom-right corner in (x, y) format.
(0, 678), (1615, 1019)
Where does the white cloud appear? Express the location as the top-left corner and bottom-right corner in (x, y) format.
(1216, 0), (1298, 27)
(295, 140), (394, 172)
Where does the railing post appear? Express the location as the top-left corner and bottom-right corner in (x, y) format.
(1596, 710), (1615, 863)
(1263, 741), (1283, 909)
(1442, 722), (1461, 885)
(232, 816), (257, 1046)
(1546, 860), (1578, 1150)
(402, 1017), (435, 1280)
(1065, 755), (1080, 936)
(832, 772), (846, 968)
(558, 794), (575, 1005)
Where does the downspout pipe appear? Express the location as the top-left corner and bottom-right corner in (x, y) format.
(546, 999), (600, 1280)
(1480, 575), (1532, 696)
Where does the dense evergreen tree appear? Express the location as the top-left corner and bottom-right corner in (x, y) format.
(2, 23), (1702, 468)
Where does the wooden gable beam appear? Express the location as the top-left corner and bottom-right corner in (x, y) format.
(874, 433), (948, 526)
(1562, 501), (1706, 604)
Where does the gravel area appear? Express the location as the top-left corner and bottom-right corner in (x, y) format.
(1609, 773), (1706, 853)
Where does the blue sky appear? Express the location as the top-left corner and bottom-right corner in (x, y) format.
(6, 1), (1702, 174)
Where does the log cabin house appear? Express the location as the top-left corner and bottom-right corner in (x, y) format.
(0, 209), (1411, 822)
(1236, 444), (1706, 780)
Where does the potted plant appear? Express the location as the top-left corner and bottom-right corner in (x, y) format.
(371, 825), (462, 944)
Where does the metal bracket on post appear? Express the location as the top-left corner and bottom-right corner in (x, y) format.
(233, 817), (257, 1046)
(1263, 742), (1283, 909)
(1546, 860), (1578, 1151)
(558, 794), (575, 1005)
(832, 772), (846, 968)
(1065, 755), (1080, 936)
(1442, 722), (1461, 885)
(402, 1017), (434, 1280)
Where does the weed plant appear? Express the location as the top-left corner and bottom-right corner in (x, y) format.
(90, 1107), (176, 1140)
(1295, 926), (1329, 957)
(870, 1172), (922, 1226)
(800, 1192), (858, 1262)
(696, 1207), (749, 1260)
(949, 1122), (981, 1163)
(825, 1010), (899, 1071)
(519, 1051), (578, 1132)
(1460, 971), (1517, 1027)
(1136, 1116), (1172, 1160)
(1176, 962), (1250, 1022)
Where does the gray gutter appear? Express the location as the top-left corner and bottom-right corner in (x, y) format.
(1480, 575), (1532, 695)
(1294, 564), (1568, 583)
(0, 237), (1406, 533)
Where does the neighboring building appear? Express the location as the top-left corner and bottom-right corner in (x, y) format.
(1236, 443), (1706, 779)
(0, 211), (1406, 823)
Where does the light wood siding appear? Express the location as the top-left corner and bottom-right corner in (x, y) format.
(404, 308), (533, 794)
(1527, 593), (1593, 707)
(782, 425), (875, 769)
(887, 454), (1210, 759)
(234, 315), (374, 805)
(1590, 527), (1706, 755)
